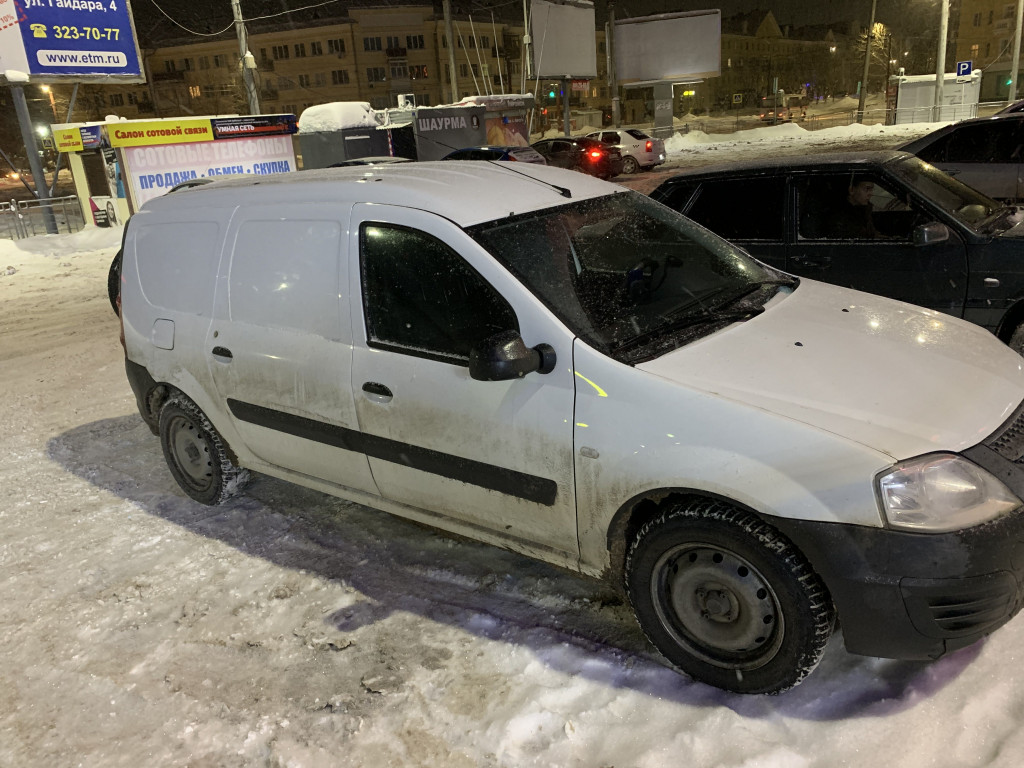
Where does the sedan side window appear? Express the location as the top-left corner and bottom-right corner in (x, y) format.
(944, 122), (1023, 164)
(600, 132), (620, 143)
(796, 174), (916, 241)
(360, 223), (518, 363)
(685, 177), (785, 241)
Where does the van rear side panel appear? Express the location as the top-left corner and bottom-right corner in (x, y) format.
(122, 206), (235, 434)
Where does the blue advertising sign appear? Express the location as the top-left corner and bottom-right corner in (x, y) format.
(79, 124), (102, 148)
(15, 0), (143, 79)
(956, 60), (973, 77)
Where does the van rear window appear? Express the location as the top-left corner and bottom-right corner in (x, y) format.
(135, 221), (220, 315)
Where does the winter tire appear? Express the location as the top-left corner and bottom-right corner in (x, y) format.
(621, 156), (640, 174)
(625, 498), (835, 694)
(159, 394), (249, 505)
(107, 249), (122, 315)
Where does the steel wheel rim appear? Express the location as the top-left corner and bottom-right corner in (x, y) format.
(623, 157), (639, 174)
(650, 543), (784, 670)
(166, 413), (214, 493)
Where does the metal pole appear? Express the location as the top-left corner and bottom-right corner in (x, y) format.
(11, 86), (57, 234)
(608, 3), (620, 127)
(522, 0), (533, 83)
(231, 0), (261, 114)
(1010, 0), (1024, 102)
(562, 76), (571, 136)
(444, 0), (460, 101)
(857, 0), (877, 124)
(933, 0), (949, 120)
(49, 83), (79, 198)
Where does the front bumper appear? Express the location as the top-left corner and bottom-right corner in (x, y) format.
(766, 507), (1024, 660)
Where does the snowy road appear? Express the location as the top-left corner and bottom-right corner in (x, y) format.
(4, 123), (1024, 768)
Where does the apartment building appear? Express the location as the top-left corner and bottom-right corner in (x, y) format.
(956, 1), (1024, 99)
(71, 6), (530, 122)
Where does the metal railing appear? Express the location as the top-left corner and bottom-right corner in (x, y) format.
(1, 196), (86, 240)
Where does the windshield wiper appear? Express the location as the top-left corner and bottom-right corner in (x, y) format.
(611, 307), (765, 354)
(709, 278), (798, 312)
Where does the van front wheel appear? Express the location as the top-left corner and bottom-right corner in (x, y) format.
(625, 499), (834, 694)
(159, 395), (249, 505)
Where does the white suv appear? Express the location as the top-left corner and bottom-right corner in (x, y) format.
(586, 128), (666, 173)
(120, 162), (1024, 694)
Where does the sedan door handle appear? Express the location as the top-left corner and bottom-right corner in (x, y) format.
(211, 345), (233, 361)
(361, 381), (393, 404)
(792, 255), (831, 269)
(984, 277), (1001, 288)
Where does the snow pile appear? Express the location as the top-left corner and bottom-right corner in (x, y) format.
(298, 102), (381, 133)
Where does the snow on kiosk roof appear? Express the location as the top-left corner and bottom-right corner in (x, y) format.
(139, 161), (623, 227)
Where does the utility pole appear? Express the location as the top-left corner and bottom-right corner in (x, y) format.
(11, 86), (57, 234)
(231, 0), (261, 114)
(856, 0), (877, 124)
(443, 0), (460, 102)
(1010, 0), (1024, 102)
(933, 0), (949, 120)
(608, 2), (620, 127)
(522, 0), (533, 85)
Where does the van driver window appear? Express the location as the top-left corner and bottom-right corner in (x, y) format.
(360, 223), (518, 363)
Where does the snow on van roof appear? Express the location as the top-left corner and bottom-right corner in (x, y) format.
(139, 161), (624, 227)
(298, 102), (382, 133)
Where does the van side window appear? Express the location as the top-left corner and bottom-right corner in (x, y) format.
(230, 219), (342, 338)
(360, 222), (518, 363)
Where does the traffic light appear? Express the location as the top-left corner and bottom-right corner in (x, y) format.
(548, 89), (555, 98)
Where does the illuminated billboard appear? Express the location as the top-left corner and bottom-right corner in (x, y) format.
(0, 0), (145, 83)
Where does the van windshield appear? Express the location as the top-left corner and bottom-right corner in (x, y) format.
(468, 191), (795, 362)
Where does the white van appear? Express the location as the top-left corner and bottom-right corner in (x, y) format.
(120, 162), (1024, 694)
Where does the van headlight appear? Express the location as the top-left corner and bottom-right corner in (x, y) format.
(877, 453), (1021, 532)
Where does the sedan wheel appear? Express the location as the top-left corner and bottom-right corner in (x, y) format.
(622, 156), (640, 174)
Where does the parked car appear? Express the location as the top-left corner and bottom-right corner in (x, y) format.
(120, 162), (1024, 694)
(530, 136), (623, 179)
(583, 129), (665, 174)
(650, 150), (1024, 351)
(900, 113), (1024, 201)
(996, 99), (1024, 114)
(441, 145), (547, 164)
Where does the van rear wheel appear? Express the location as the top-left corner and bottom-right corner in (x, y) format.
(625, 498), (835, 694)
(159, 395), (249, 505)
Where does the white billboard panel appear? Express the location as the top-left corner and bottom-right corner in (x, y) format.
(615, 10), (721, 84)
(530, 0), (597, 79)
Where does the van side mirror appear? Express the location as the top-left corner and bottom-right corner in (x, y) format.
(469, 330), (556, 381)
(913, 221), (950, 246)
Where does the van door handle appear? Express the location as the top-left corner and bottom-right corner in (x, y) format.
(212, 345), (233, 361)
(361, 381), (393, 404)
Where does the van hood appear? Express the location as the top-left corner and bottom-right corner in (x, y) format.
(637, 280), (1024, 460)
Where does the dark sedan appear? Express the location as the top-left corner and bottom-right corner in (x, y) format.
(900, 113), (1024, 202)
(650, 151), (1024, 351)
(531, 137), (623, 179)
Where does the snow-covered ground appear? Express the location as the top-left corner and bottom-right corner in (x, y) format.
(5, 124), (1024, 768)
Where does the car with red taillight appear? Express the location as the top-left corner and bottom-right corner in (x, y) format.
(585, 129), (666, 174)
(531, 137), (623, 179)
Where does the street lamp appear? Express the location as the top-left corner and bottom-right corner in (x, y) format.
(40, 85), (58, 122)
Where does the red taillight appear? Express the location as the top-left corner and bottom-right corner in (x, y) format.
(589, 150), (602, 159)
(645, 140), (652, 151)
